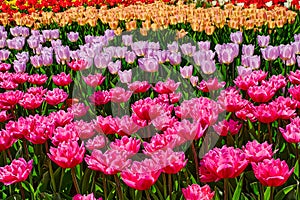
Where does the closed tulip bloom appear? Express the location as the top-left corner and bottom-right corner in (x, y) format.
(182, 184), (214, 200)
(125, 51), (136, 64)
(190, 76), (199, 86)
(252, 158), (293, 187)
(67, 32), (79, 42)
(261, 46), (279, 61)
(248, 55), (261, 70)
(198, 41), (211, 51)
(180, 65), (193, 79)
(180, 43), (196, 56)
(199, 146), (248, 182)
(48, 140), (85, 168)
(218, 47), (235, 64)
(121, 158), (161, 190)
(279, 44), (294, 61)
(151, 148), (187, 174)
(0, 158), (33, 185)
(169, 52), (182, 65)
(85, 149), (131, 175)
(118, 69), (132, 83)
(292, 41), (300, 54)
(30, 55), (43, 68)
(153, 78), (180, 94)
(237, 66), (252, 77)
(94, 53), (111, 69)
(110, 87), (132, 103)
(242, 140), (274, 163)
(242, 44), (254, 56)
(52, 72), (72, 86)
(138, 57), (159, 72)
(257, 35), (270, 48)
(167, 41), (179, 53)
(108, 60), (121, 74)
(279, 117), (300, 143)
(230, 31), (243, 44)
(73, 193), (102, 200)
(201, 60), (216, 75)
(0, 49), (10, 61)
(122, 35), (133, 46)
(13, 60), (26, 73)
(55, 46), (70, 64)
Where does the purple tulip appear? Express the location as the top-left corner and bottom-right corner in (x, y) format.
(241, 55), (249, 67)
(193, 51), (212, 66)
(242, 44), (254, 56)
(108, 60), (121, 74)
(20, 27), (29, 38)
(27, 36), (40, 50)
(51, 39), (62, 49)
(125, 51), (136, 64)
(31, 29), (40, 37)
(169, 52), (181, 65)
(138, 57), (159, 72)
(7, 37), (25, 50)
(104, 29), (115, 41)
(55, 45), (70, 64)
(198, 41), (210, 51)
(180, 43), (196, 56)
(294, 34), (300, 42)
(85, 35), (94, 44)
(118, 69), (132, 83)
(42, 54), (53, 66)
(167, 41), (179, 53)
(148, 42), (160, 51)
(180, 65), (193, 79)
(153, 50), (169, 64)
(13, 60), (26, 73)
(0, 26), (5, 32)
(248, 55), (261, 70)
(50, 29), (60, 40)
(41, 47), (53, 56)
(35, 44), (43, 55)
(122, 35), (133, 46)
(292, 41), (300, 54)
(261, 46), (279, 61)
(0, 38), (6, 48)
(218, 48), (235, 64)
(0, 31), (7, 39)
(297, 56), (300, 68)
(93, 36), (108, 46)
(114, 47), (127, 58)
(132, 41), (148, 56)
(94, 53), (111, 69)
(279, 44), (294, 61)
(10, 26), (21, 37)
(230, 31), (243, 44)
(237, 65), (252, 76)
(16, 52), (29, 63)
(42, 30), (51, 41)
(70, 50), (80, 60)
(286, 55), (296, 66)
(201, 60), (216, 75)
(30, 55), (44, 68)
(0, 50), (10, 61)
(257, 35), (270, 48)
(67, 32), (79, 42)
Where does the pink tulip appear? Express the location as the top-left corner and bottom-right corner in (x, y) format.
(108, 60), (121, 74)
(270, 97), (297, 120)
(85, 135), (107, 151)
(252, 158), (293, 187)
(180, 65), (193, 79)
(153, 78), (180, 94)
(235, 102), (257, 122)
(128, 81), (151, 93)
(0, 130), (16, 151)
(52, 72), (72, 86)
(0, 90), (23, 107)
(110, 87), (132, 103)
(217, 87), (247, 112)
(197, 78), (225, 92)
(143, 133), (178, 155)
(48, 140), (85, 168)
(96, 115), (120, 135)
(279, 117), (300, 143)
(74, 120), (95, 140)
(45, 88), (68, 106)
(199, 146), (248, 182)
(121, 158), (161, 190)
(247, 85), (276, 103)
(288, 70), (300, 84)
(110, 136), (141, 157)
(19, 93), (44, 110)
(242, 140), (274, 163)
(52, 123), (79, 146)
(89, 90), (111, 106)
(67, 103), (89, 118)
(253, 104), (279, 124)
(118, 69), (132, 83)
(73, 193), (102, 200)
(289, 85), (300, 101)
(83, 73), (105, 87)
(213, 119), (242, 136)
(0, 158), (33, 185)
(68, 59), (88, 71)
(49, 110), (74, 127)
(190, 76), (199, 86)
(138, 57), (159, 72)
(182, 184), (214, 200)
(28, 74), (48, 85)
(115, 115), (141, 135)
(85, 149), (131, 175)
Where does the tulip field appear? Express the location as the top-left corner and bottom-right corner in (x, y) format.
(1, 0), (300, 199)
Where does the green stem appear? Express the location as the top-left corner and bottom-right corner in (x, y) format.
(20, 182), (25, 200)
(191, 141), (199, 182)
(45, 141), (56, 192)
(270, 186), (274, 200)
(259, 183), (264, 200)
(168, 174), (172, 200)
(59, 168), (65, 193)
(114, 174), (123, 200)
(102, 173), (107, 200)
(71, 167), (81, 194)
(163, 173), (167, 198)
(267, 123), (272, 144)
(224, 178), (229, 200)
(145, 190), (151, 200)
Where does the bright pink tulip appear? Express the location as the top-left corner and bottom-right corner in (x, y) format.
(143, 133), (178, 155)
(73, 193), (102, 200)
(213, 119), (242, 136)
(12, 72), (28, 84)
(49, 110), (74, 127)
(115, 115), (141, 135)
(217, 87), (247, 112)
(270, 97), (297, 120)
(85, 135), (107, 151)
(153, 78), (180, 94)
(85, 149), (131, 175)
(0, 130), (16, 151)
(83, 73), (105, 87)
(253, 104), (279, 124)
(263, 74), (286, 90)
(0, 110), (11, 122)
(197, 78), (225, 92)
(67, 103), (89, 118)
(199, 146), (248, 182)
(151, 114), (178, 131)
(157, 92), (181, 104)
(190, 76), (199, 86)
(110, 136), (141, 157)
(128, 81), (151, 93)
(242, 140), (274, 163)
(52, 72), (72, 86)
(74, 120), (95, 140)
(110, 87), (132, 103)
(0, 63), (11, 71)
(247, 85), (276, 103)
(121, 158), (161, 190)
(182, 184), (214, 200)
(151, 148), (187, 174)
(252, 158), (293, 187)
(96, 115), (120, 135)
(89, 90), (111, 106)
(289, 85), (300, 101)
(235, 102), (256, 122)
(45, 88), (68, 106)
(27, 86), (47, 96)
(19, 93), (44, 110)
(0, 80), (18, 90)
(288, 70), (300, 84)
(52, 123), (79, 146)
(279, 117), (300, 143)
(48, 140), (85, 168)
(68, 59), (88, 71)
(28, 74), (48, 85)
(0, 158), (33, 185)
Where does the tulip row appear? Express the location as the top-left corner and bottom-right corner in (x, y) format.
(0, 23), (299, 200)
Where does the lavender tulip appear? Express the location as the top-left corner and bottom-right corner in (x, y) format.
(279, 44), (294, 61)
(193, 51), (212, 66)
(55, 46), (70, 64)
(27, 36), (40, 50)
(31, 29), (40, 37)
(108, 60), (121, 74)
(138, 57), (159, 72)
(10, 27), (21, 37)
(198, 41), (210, 51)
(237, 65), (252, 76)
(13, 60), (26, 73)
(0, 50), (10, 61)
(242, 44), (255, 56)
(248, 55), (261, 70)
(35, 44), (43, 55)
(218, 48), (235, 64)
(30, 55), (44, 68)
(70, 50), (80, 61)
(41, 47), (53, 56)
(148, 42), (160, 51)
(230, 31), (243, 44)
(0, 31), (7, 39)
(122, 35), (133, 46)
(201, 60), (216, 75)
(51, 29), (60, 40)
(132, 41), (148, 56)
(67, 32), (79, 42)
(93, 36), (108, 46)
(167, 41), (179, 53)
(180, 43), (196, 56)
(153, 50), (169, 64)
(85, 35), (94, 44)
(16, 52), (29, 63)
(51, 39), (62, 49)
(190, 76), (199, 86)
(297, 56), (300, 68)
(118, 69), (132, 83)
(257, 35), (270, 48)
(114, 47), (127, 58)
(180, 65), (193, 79)
(169, 52), (181, 65)
(20, 27), (29, 38)
(0, 38), (6, 48)
(241, 55), (250, 67)
(294, 34), (300, 42)
(42, 30), (51, 41)
(42, 54), (53, 66)
(94, 53), (111, 69)
(292, 41), (300, 54)
(104, 29), (115, 41)
(286, 55), (296, 66)
(261, 46), (279, 61)
(125, 51), (136, 64)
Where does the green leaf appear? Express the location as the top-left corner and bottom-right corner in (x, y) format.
(274, 184), (296, 200)
(232, 174), (244, 200)
(294, 161), (299, 178)
(264, 187), (270, 200)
